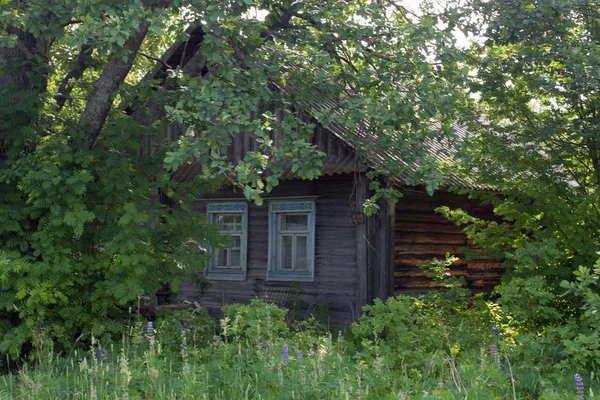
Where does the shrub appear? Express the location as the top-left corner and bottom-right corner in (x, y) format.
(221, 298), (289, 341)
(155, 307), (217, 352)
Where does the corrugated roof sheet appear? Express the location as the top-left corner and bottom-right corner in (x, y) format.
(271, 80), (491, 191)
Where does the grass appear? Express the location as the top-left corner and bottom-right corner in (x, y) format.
(0, 300), (598, 399)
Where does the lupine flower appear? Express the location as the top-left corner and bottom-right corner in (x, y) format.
(491, 325), (499, 341)
(489, 344), (500, 368)
(147, 320), (156, 354)
(574, 373), (584, 399)
(96, 346), (103, 360)
(282, 344), (289, 366)
(297, 350), (304, 363)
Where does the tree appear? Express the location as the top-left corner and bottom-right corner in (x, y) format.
(438, 0), (600, 370)
(0, 0), (469, 355)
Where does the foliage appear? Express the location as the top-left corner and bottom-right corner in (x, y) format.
(417, 252), (463, 288)
(434, 0), (600, 376)
(155, 307), (217, 352)
(351, 286), (500, 371)
(222, 298), (289, 341)
(2, 298), (598, 399)
(0, 0), (474, 356)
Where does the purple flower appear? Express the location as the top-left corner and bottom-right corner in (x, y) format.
(297, 350), (304, 363)
(490, 344), (500, 368)
(574, 373), (584, 399)
(147, 320), (156, 354)
(96, 346), (103, 360)
(282, 344), (289, 366)
(491, 325), (499, 341)
(147, 321), (154, 334)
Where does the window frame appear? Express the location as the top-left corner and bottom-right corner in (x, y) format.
(205, 202), (248, 281)
(267, 200), (316, 282)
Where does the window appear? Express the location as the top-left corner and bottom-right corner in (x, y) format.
(206, 202), (248, 281)
(268, 200), (315, 282)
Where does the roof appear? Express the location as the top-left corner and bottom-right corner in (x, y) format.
(142, 28), (488, 190)
(271, 80), (490, 190)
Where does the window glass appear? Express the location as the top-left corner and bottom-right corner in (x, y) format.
(218, 215), (242, 231)
(230, 249), (241, 267)
(268, 201), (315, 282)
(295, 235), (308, 270)
(216, 248), (228, 267)
(281, 235), (294, 269)
(281, 214), (308, 231)
(206, 203), (247, 281)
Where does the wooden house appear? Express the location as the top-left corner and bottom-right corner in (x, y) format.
(163, 121), (503, 324)
(142, 29), (504, 323)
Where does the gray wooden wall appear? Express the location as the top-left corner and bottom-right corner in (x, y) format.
(175, 173), (360, 325)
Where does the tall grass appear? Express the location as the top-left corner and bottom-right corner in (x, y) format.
(1, 299), (598, 399)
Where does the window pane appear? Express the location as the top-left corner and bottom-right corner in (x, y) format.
(281, 214), (308, 231)
(280, 235), (293, 270)
(231, 235), (241, 249)
(218, 214), (242, 231)
(230, 249), (241, 267)
(216, 248), (228, 267)
(295, 235), (308, 270)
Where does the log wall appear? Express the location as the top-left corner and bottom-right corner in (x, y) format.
(394, 189), (504, 294)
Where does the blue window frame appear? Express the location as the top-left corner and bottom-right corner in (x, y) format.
(268, 200), (316, 282)
(206, 202), (248, 281)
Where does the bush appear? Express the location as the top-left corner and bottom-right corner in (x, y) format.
(221, 298), (289, 341)
(351, 287), (501, 370)
(155, 307), (217, 352)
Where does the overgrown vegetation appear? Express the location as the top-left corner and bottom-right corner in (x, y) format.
(1, 0), (599, 397)
(2, 295), (597, 399)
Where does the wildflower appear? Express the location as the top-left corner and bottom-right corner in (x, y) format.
(282, 343), (289, 366)
(491, 325), (499, 341)
(181, 329), (190, 377)
(489, 344), (500, 368)
(96, 346), (103, 360)
(574, 373), (584, 400)
(297, 350), (304, 363)
(147, 320), (155, 354)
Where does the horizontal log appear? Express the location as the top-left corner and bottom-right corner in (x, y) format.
(467, 279), (501, 288)
(395, 232), (468, 245)
(395, 221), (463, 234)
(467, 261), (505, 271)
(395, 257), (468, 267)
(396, 213), (456, 224)
(394, 269), (467, 278)
(395, 245), (464, 255)
(467, 271), (504, 279)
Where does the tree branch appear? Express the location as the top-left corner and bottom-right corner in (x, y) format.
(55, 45), (93, 112)
(139, 51), (172, 69)
(78, 24), (149, 149)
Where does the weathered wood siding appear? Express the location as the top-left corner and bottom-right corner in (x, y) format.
(394, 189), (504, 294)
(176, 174), (359, 325)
